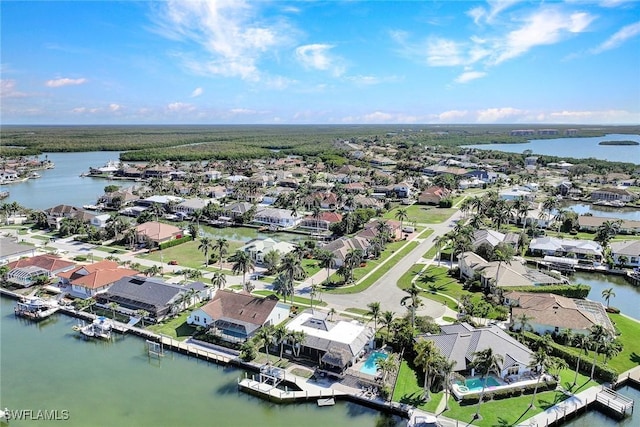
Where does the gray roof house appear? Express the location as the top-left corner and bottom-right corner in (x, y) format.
(97, 276), (205, 319)
(610, 240), (640, 268)
(0, 237), (36, 264)
(418, 323), (534, 378)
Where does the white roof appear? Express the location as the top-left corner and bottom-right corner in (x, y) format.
(286, 312), (369, 346)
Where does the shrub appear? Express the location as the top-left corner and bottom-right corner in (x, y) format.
(506, 284), (590, 298)
(159, 235), (193, 250)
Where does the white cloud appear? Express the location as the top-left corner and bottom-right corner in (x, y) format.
(492, 8), (594, 64)
(109, 103), (122, 112)
(166, 102), (195, 112)
(599, 0), (635, 7)
(468, 0), (520, 25)
(191, 87), (203, 97)
(0, 79), (28, 98)
(591, 21), (640, 54)
(455, 71), (487, 83)
(437, 110), (470, 122)
(476, 107), (524, 122)
(152, 1), (294, 81)
(295, 44), (345, 77)
(547, 109), (640, 124)
(426, 38), (465, 66)
(45, 77), (87, 88)
(229, 108), (256, 115)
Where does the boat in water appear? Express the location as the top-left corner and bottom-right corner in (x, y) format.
(0, 191), (8, 200)
(14, 296), (60, 320)
(73, 316), (114, 339)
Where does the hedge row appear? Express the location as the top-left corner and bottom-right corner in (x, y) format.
(159, 235), (192, 250)
(518, 331), (618, 383)
(506, 284), (590, 298)
(459, 379), (557, 405)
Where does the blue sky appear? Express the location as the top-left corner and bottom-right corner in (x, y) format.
(2, 0), (639, 125)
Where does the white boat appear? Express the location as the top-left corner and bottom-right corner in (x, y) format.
(29, 172), (41, 179)
(14, 296), (59, 320)
(74, 316), (113, 339)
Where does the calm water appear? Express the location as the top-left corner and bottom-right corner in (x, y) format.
(574, 272), (640, 318)
(0, 297), (404, 427)
(3, 151), (124, 210)
(561, 203), (640, 222)
(561, 385), (639, 427)
(463, 134), (640, 164)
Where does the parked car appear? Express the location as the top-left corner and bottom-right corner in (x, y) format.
(168, 260), (178, 265)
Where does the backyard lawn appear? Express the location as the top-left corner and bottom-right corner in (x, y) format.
(148, 310), (197, 341)
(392, 360), (443, 413)
(606, 313), (640, 373)
(139, 239), (243, 268)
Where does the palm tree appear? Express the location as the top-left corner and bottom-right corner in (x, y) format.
(573, 334), (589, 387)
(440, 358), (457, 411)
(210, 271), (226, 290)
(529, 349), (551, 408)
(273, 324), (288, 359)
(316, 249), (334, 284)
(255, 325), (275, 357)
(198, 236), (213, 267)
(433, 234), (450, 266)
(136, 309), (149, 328)
(401, 283), (422, 332)
(493, 243), (515, 289)
(376, 353), (399, 385)
(328, 307), (337, 321)
(272, 273), (293, 303)
(367, 302), (381, 342)
(380, 310), (395, 346)
(288, 330), (306, 357)
(414, 339), (439, 401)
(107, 302), (119, 320)
(214, 238), (229, 270)
(601, 287), (616, 308)
(515, 312), (532, 336)
(395, 208), (408, 233)
(541, 196), (559, 229)
(230, 250), (255, 290)
(470, 348), (503, 420)
(589, 324), (609, 379)
(616, 255), (629, 269)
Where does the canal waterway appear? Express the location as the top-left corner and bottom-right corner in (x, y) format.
(462, 134), (640, 164)
(561, 202), (640, 222)
(0, 297), (404, 427)
(574, 271), (640, 318)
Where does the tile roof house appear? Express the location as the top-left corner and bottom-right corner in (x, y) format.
(43, 204), (84, 229)
(286, 311), (374, 374)
(590, 187), (636, 203)
(135, 221), (182, 245)
(6, 254), (76, 287)
(472, 229), (520, 250)
(577, 216), (640, 234)
(57, 260), (142, 299)
(187, 291), (289, 342)
(357, 219), (403, 241)
(417, 323), (534, 378)
(504, 291), (615, 336)
(418, 186), (451, 205)
(254, 207), (303, 229)
(300, 211), (343, 231)
(323, 236), (371, 267)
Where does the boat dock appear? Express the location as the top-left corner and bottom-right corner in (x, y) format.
(595, 387), (634, 418)
(238, 375), (347, 403)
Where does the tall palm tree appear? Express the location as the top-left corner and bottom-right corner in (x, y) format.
(401, 283), (422, 332)
(529, 349), (551, 408)
(273, 324), (288, 359)
(470, 348), (504, 420)
(136, 309), (149, 328)
(541, 196), (559, 230)
(279, 252), (304, 299)
(376, 353), (399, 385)
(601, 287), (616, 308)
(493, 243), (515, 289)
(288, 330), (306, 357)
(440, 358), (457, 411)
(588, 324), (609, 379)
(414, 339), (439, 401)
(367, 302), (381, 338)
(214, 238), (229, 270)
(394, 208), (408, 233)
(198, 236), (213, 267)
(107, 302), (119, 320)
(230, 250), (255, 290)
(433, 234), (450, 266)
(272, 273), (293, 303)
(515, 313), (532, 336)
(573, 334), (589, 387)
(316, 249), (334, 284)
(210, 271), (226, 290)
(328, 308), (337, 321)
(380, 310), (395, 346)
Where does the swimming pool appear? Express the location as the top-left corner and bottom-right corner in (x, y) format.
(359, 352), (387, 376)
(460, 377), (501, 393)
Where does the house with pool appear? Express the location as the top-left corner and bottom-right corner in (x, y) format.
(417, 323), (535, 398)
(285, 311), (374, 376)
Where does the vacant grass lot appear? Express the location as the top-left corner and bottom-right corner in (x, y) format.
(252, 290), (327, 307)
(384, 205), (457, 224)
(140, 239), (243, 268)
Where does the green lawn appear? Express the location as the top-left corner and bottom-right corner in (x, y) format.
(302, 258), (322, 277)
(444, 369), (596, 427)
(383, 205), (457, 224)
(93, 245), (125, 254)
(607, 313), (640, 373)
(392, 360), (444, 413)
(147, 310), (197, 341)
(139, 239), (243, 268)
(252, 290), (327, 307)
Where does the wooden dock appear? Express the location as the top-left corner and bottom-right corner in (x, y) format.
(595, 387), (634, 418)
(238, 377), (347, 403)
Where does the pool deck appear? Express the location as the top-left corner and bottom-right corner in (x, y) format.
(451, 375), (543, 400)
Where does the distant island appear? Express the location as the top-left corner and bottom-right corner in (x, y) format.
(598, 140), (639, 146)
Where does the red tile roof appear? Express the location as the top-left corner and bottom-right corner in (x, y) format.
(8, 254), (75, 272)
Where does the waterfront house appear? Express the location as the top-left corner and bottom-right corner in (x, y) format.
(610, 240), (640, 267)
(0, 237), (37, 264)
(187, 291), (289, 342)
(417, 323), (534, 378)
(97, 276), (203, 320)
(590, 187), (636, 203)
(577, 216), (640, 234)
(6, 254), (76, 287)
(459, 252), (564, 289)
(0, 169), (19, 182)
(90, 214), (111, 228)
(223, 202), (254, 221)
(57, 260), (141, 299)
(143, 166), (174, 179)
(135, 221), (182, 246)
(285, 311), (374, 374)
(174, 198), (215, 215)
(529, 237), (603, 262)
(504, 291), (616, 336)
(499, 187), (535, 202)
(238, 238), (296, 264)
(43, 204), (83, 230)
(253, 207), (303, 229)
(300, 211), (342, 231)
(472, 229), (520, 250)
